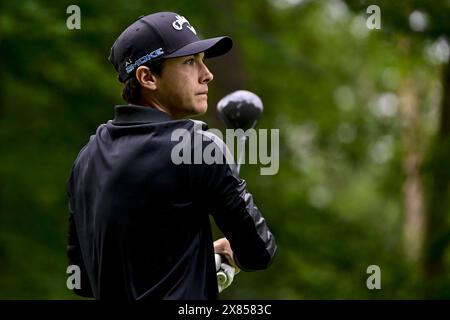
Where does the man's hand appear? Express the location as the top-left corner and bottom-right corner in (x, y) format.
(213, 238), (240, 272)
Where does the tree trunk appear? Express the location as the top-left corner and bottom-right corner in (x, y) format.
(422, 61), (450, 298)
(399, 76), (426, 263)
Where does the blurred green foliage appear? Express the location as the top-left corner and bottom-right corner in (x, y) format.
(0, 0), (449, 299)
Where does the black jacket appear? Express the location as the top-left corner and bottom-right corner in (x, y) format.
(66, 105), (277, 300)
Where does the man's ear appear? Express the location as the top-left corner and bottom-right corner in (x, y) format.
(135, 66), (157, 90)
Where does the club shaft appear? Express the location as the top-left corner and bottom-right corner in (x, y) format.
(236, 135), (247, 173)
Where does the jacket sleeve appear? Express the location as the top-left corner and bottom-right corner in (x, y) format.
(67, 173), (94, 298)
(190, 125), (277, 271)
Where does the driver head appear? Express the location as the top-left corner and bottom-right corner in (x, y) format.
(217, 90), (263, 130)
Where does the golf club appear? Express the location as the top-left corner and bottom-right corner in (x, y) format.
(215, 90), (264, 293)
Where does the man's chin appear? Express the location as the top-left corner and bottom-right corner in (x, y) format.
(173, 104), (207, 119)
(191, 104), (208, 117)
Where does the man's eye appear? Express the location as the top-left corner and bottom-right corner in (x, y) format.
(185, 58), (194, 65)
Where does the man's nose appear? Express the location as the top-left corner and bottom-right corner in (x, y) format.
(200, 62), (214, 84)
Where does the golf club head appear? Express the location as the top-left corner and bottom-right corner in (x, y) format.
(217, 90), (263, 130)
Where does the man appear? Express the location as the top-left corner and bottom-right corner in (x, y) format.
(66, 11), (277, 300)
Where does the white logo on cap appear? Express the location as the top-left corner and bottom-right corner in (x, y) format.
(172, 15), (196, 35)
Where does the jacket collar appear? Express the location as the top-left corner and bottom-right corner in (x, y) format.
(112, 105), (173, 124)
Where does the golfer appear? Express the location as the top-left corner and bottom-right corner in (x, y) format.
(66, 11), (277, 300)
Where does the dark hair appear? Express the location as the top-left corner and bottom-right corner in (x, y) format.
(121, 59), (165, 104)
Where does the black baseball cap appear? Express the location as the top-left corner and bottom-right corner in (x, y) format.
(108, 12), (233, 83)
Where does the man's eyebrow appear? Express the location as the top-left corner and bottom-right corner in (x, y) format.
(182, 53), (205, 60)
(183, 53), (200, 58)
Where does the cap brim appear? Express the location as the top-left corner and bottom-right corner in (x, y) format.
(164, 36), (233, 59)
